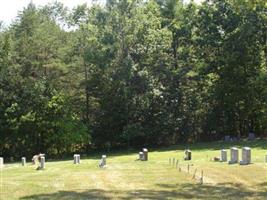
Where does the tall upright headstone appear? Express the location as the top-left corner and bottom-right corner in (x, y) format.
(0, 157), (3, 168)
(220, 149), (227, 162)
(40, 156), (45, 169)
(21, 157), (26, 166)
(102, 155), (106, 165)
(228, 147), (238, 164)
(143, 148), (148, 161)
(73, 154), (77, 164)
(77, 154), (80, 164)
(184, 150), (192, 160)
(73, 154), (80, 164)
(240, 147), (251, 165)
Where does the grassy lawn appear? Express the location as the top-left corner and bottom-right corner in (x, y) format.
(1, 139), (267, 200)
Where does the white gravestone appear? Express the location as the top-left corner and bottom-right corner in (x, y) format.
(240, 147), (251, 165)
(0, 157), (3, 168)
(143, 148), (148, 161)
(139, 152), (144, 161)
(77, 154), (80, 164)
(220, 149), (227, 162)
(73, 154), (80, 164)
(102, 155), (106, 166)
(99, 155), (106, 168)
(21, 157), (26, 166)
(228, 147), (238, 164)
(40, 156), (45, 169)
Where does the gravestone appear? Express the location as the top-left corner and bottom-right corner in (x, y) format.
(78, 155), (81, 164)
(143, 148), (148, 161)
(40, 156), (45, 169)
(0, 157), (3, 168)
(184, 150), (192, 160)
(265, 155), (267, 163)
(248, 132), (255, 140)
(139, 152), (144, 161)
(98, 155), (106, 168)
(240, 147), (251, 165)
(224, 135), (231, 142)
(21, 157), (26, 166)
(73, 154), (80, 164)
(228, 147), (238, 164)
(102, 155), (106, 166)
(220, 149), (227, 162)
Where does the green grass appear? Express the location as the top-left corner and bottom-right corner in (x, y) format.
(1, 139), (267, 200)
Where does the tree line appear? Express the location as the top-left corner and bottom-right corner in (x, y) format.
(0, 0), (266, 158)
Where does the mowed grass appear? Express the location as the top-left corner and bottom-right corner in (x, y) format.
(1, 139), (267, 200)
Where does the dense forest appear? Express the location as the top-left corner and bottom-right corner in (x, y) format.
(0, 0), (266, 158)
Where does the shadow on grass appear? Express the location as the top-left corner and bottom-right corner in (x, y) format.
(19, 182), (267, 200)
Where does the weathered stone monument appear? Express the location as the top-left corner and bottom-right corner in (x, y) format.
(32, 153), (45, 165)
(102, 155), (106, 165)
(220, 149), (227, 162)
(99, 155), (106, 168)
(240, 147), (251, 165)
(21, 157), (26, 166)
(143, 148), (148, 161)
(184, 149), (192, 160)
(40, 156), (45, 169)
(139, 152), (144, 161)
(228, 147), (238, 164)
(0, 157), (3, 168)
(73, 154), (80, 164)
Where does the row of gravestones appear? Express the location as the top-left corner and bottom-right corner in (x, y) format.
(221, 147), (252, 165)
(0, 156), (46, 169)
(183, 148), (267, 164)
(224, 132), (255, 142)
(74, 154), (107, 168)
(0, 154), (107, 170)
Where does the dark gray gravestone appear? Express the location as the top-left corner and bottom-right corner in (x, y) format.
(224, 135), (231, 142)
(248, 132), (255, 140)
(184, 150), (192, 160)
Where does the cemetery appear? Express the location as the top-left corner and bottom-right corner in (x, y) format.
(0, 0), (266, 199)
(0, 139), (267, 200)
